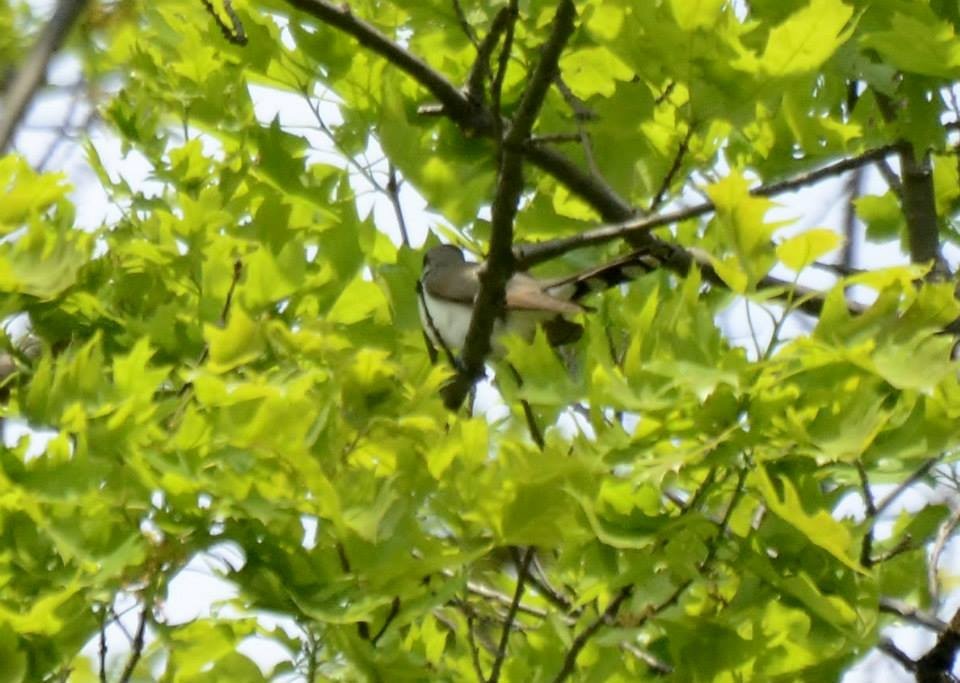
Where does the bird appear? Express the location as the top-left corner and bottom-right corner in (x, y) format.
(417, 244), (653, 354)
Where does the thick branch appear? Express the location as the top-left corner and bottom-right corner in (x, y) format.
(0, 0), (90, 151)
(515, 145), (899, 268)
(916, 607), (960, 683)
(285, 0), (491, 133)
(441, 0), (576, 410)
(898, 144), (948, 278)
(283, 0), (894, 321)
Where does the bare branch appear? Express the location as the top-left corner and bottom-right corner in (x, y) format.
(200, 0), (248, 45)
(489, 2), (517, 138)
(487, 547), (534, 683)
(880, 638), (917, 673)
(117, 598), (150, 683)
(98, 605), (108, 683)
(466, 7), (512, 105)
(876, 157), (902, 198)
(857, 460), (877, 568)
(550, 586), (632, 683)
(841, 167), (863, 270)
(875, 456), (944, 518)
(386, 164), (410, 247)
(442, 0), (577, 410)
(284, 0), (491, 133)
(464, 605), (487, 682)
(649, 125), (694, 212)
(622, 642), (673, 675)
(929, 505), (960, 607)
(898, 144), (949, 279)
(515, 145), (899, 269)
(916, 607), (960, 683)
(0, 0), (90, 151)
(450, 0), (478, 46)
(880, 597), (948, 634)
(371, 597), (401, 646)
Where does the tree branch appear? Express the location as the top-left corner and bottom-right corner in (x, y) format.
(649, 124), (694, 212)
(466, 7), (512, 106)
(898, 144), (949, 279)
(515, 145), (899, 269)
(0, 0), (90, 151)
(284, 0), (492, 133)
(487, 547), (534, 683)
(916, 607), (960, 683)
(550, 586), (632, 683)
(117, 598), (151, 683)
(880, 597), (948, 634)
(441, 0), (577, 410)
(282, 0), (897, 322)
(929, 505), (960, 608)
(880, 638), (917, 673)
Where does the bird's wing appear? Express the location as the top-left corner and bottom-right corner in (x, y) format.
(505, 273), (584, 314)
(541, 251), (659, 300)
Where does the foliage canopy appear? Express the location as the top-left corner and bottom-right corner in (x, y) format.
(3, 0), (960, 681)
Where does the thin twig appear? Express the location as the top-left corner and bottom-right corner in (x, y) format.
(467, 581), (549, 619)
(880, 597), (948, 633)
(371, 597), (401, 645)
(871, 535), (914, 565)
(451, 0), (478, 46)
(117, 598), (151, 683)
(841, 167), (863, 270)
(98, 605), (108, 683)
(488, 1), (516, 137)
(875, 157), (902, 198)
(879, 638), (917, 673)
(465, 607), (487, 682)
(929, 505), (960, 607)
(649, 125), (694, 212)
(200, 0), (248, 45)
(550, 586), (632, 683)
(466, 7), (511, 105)
(505, 363), (544, 450)
(529, 132), (582, 145)
(487, 547), (534, 683)
(875, 456), (944, 517)
(622, 642), (673, 675)
(857, 460), (877, 568)
(386, 164), (410, 247)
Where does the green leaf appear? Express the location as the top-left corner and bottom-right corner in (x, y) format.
(760, 0), (854, 76)
(752, 465), (863, 574)
(669, 0), (725, 30)
(776, 228), (842, 271)
(559, 46), (634, 98)
(204, 307), (266, 373)
(861, 12), (960, 79)
(854, 192), (902, 241)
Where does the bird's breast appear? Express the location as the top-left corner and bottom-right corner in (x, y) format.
(418, 290), (545, 351)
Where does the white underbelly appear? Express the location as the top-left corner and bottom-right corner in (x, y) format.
(418, 290), (543, 351)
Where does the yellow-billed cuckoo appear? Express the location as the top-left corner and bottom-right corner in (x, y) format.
(418, 244), (653, 353)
